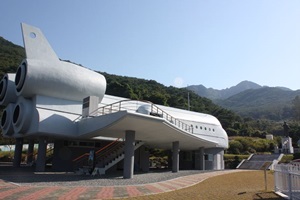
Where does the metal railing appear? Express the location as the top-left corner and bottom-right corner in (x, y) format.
(76, 100), (194, 133)
(73, 138), (122, 168)
(274, 163), (300, 199)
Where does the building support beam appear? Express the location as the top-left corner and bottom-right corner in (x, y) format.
(123, 130), (135, 179)
(13, 138), (23, 167)
(36, 137), (47, 172)
(26, 140), (35, 165)
(139, 145), (149, 172)
(172, 141), (180, 173)
(199, 147), (205, 170)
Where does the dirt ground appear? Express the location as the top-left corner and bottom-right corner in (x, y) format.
(125, 170), (284, 200)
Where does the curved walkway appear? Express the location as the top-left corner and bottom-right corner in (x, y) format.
(0, 167), (244, 199)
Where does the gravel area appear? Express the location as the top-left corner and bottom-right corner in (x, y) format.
(0, 165), (222, 187)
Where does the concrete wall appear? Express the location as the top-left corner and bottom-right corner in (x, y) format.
(204, 148), (224, 170)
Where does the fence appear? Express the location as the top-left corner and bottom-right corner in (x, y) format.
(274, 162), (300, 199)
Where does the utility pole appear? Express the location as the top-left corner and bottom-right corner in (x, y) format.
(188, 91), (190, 111)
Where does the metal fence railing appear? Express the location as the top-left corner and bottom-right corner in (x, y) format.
(75, 100), (194, 134)
(274, 163), (300, 199)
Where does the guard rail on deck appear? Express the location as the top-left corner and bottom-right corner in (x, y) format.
(75, 100), (194, 134)
(274, 162), (300, 199)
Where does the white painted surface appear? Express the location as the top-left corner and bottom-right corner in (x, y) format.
(15, 23), (106, 102)
(0, 73), (17, 106)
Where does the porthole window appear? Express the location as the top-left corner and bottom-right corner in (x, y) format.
(196, 126), (198, 129)
(213, 129), (215, 132)
(209, 128), (211, 131)
(200, 126), (202, 129)
(205, 127), (207, 130)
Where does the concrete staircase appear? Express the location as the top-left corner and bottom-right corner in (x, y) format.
(92, 141), (144, 175)
(75, 140), (144, 175)
(237, 154), (283, 170)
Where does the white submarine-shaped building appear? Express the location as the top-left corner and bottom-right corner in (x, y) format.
(0, 23), (228, 178)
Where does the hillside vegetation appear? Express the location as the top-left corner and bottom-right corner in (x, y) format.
(189, 79), (300, 121)
(216, 87), (300, 120)
(0, 37), (24, 77)
(188, 80), (262, 100)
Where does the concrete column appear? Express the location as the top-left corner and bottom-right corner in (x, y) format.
(205, 148), (224, 170)
(13, 138), (24, 167)
(194, 149), (201, 170)
(221, 150), (225, 170)
(199, 147), (205, 170)
(139, 146), (149, 172)
(36, 137), (47, 172)
(26, 140), (34, 165)
(123, 130), (135, 179)
(172, 141), (179, 173)
(52, 140), (67, 171)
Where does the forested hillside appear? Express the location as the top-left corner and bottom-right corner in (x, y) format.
(0, 37), (24, 77)
(216, 87), (300, 121)
(187, 80), (262, 100)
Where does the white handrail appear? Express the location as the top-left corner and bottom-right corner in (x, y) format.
(75, 100), (194, 133)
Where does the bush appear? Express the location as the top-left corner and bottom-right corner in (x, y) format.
(293, 153), (300, 160)
(227, 137), (278, 154)
(280, 154), (293, 163)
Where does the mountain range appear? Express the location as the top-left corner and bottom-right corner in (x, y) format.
(187, 80), (293, 100)
(187, 81), (300, 120)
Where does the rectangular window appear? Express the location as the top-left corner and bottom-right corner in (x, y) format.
(205, 154), (214, 161)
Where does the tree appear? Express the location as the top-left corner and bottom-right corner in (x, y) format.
(228, 140), (243, 154)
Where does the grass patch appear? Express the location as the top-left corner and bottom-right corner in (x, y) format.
(224, 154), (249, 160)
(127, 170), (283, 200)
(279, 154), (293, 163)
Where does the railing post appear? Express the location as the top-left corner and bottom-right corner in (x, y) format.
(288, 172), (292, 200)
(274, 170), (277, 192)
(151, 104), (153, 114)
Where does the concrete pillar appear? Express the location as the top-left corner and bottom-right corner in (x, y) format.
(205, 148), (224, 170)
(172, 141), (179, 173)
(26, 140), (34, 165)
(221, 150), (225, 170)
(139, 146), (149, 172)
(123, 130), (135, 179)
(36, 137), (47, 172)
(199, 147), (205, 170)
(13, 138), (24, 167)
(195, 149), (201, 170)
(52, 140), (71, 171)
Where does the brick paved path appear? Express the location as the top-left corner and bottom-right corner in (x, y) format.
(0, 170), (241, 199)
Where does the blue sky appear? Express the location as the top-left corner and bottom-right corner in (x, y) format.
(1, 1), (300, 90)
